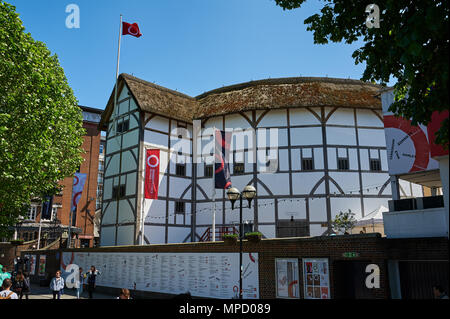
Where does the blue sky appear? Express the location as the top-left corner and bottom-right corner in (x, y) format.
(9, 0), (377, 110)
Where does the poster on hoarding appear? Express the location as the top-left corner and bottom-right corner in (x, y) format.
(61, 252), (259, 299)
(29, 255), (36, 275)
(275, 258), (299, 299)
(38, 255), (46, 276)
(303, 258), (330, 299)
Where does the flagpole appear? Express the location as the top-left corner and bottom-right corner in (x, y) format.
(114, 14), (123, 107)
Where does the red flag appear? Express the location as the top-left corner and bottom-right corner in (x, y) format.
(145, 149), (160, 199)
(122, 22), (142, 38)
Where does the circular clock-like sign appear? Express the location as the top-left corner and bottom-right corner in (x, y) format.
(384, 115), (430, 173)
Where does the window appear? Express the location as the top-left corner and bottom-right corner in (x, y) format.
(337, 158), (349, 170)
(117, 119), (130, 134)
(112, 185), (126, 199)
(99, 144), (104, 155)
(370, 159), (382, 171)
(302, 158), (314, 171)
(205, 165), (213, 178)
(28, 205), (38, 221)
(234, 163), (245, 175)
(175, 202), (185, 214)
(176, 164), (186, 177)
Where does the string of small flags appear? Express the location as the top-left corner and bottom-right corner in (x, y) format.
(145, 182), (388, 220)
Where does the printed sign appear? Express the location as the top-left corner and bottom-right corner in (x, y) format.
(275, 258), (299, 299)
(303, 258), (330, 299)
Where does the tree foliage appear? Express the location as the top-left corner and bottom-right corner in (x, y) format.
(332, 209), (357, 234)
(0, 1), (85, 238)
(275, 0), (449, 147)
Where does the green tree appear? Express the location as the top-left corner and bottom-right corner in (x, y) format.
(0, 1), (85, 238)
(332, 210), (357, 235)
(275, 0), (449, 147)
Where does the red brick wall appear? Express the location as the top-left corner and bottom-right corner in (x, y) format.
(35, 121), (101, 248)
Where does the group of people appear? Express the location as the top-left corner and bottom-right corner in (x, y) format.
(50, 266), (101, 299)
(0, 265), (31, 300)
(0, 262), (132, 300)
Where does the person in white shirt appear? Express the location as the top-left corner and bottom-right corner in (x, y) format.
(0, 278), (19, 299)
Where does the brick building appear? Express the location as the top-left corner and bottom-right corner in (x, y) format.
(10, 106), (104, 249)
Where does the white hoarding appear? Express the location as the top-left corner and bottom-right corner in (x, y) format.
(61, 252), (259, 299)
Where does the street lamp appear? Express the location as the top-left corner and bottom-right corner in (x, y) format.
(227, 185), (256, 299)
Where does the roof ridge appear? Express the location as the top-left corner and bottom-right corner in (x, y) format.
(120, 73), (195, 100)
(195, 76), (382, 99)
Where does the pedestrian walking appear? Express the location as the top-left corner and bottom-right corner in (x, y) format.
(117, 288), (132, 299)
(12, 270), (30, 299)
(85, 266), (101, 299)
(50, 270), (65, 299)
(433, 285), (449, 299)
(76, 267), (85, 299)
(22, 272), (31, 299)
(0, 278), (18, 299)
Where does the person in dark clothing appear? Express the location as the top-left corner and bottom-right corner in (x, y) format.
(85, 266), (101, 299)
(12, 270), (30, 299)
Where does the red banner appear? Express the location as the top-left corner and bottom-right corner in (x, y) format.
(145, 149), (160, 199)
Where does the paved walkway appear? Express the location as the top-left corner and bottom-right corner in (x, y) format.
(26, 284), (115, 299)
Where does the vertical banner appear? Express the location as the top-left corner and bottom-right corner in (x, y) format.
(214, 130), (232, 189)
(303, 258), (330, 299)
(145, 149), (160, 199)
(71, 173), (87, 212)
(275, 258), (299, 299)
(41, 195), (53, 220)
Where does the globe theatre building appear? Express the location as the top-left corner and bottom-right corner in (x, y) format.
(98, 74), (422, 246)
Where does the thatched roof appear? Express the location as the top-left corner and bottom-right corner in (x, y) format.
(99, 74), (382, 128)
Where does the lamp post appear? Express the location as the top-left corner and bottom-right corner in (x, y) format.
(226, 185), (256, 299)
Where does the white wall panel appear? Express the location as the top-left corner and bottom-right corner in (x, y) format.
(258, 225), (275, 239)
(358, 129), (386, 147)
(292, 172), (324, 195)
(326, 127), (357, 145)
(258, 173), (290, 195)
(101, 201), (117, 225)
(309, 224), (327, 237)
(144, 130), (167, 148)
(118, 200), (134, 224)
(360, 149), (370, 171)
(168, 227), (191, 244)
(100, 227), (116, 246)
(290, 127), (323, 146)
(330, 198), (362, 220)
(146, 116), (169, 132)
(258, 109), (287, 127)
(257, 200), (275, 223)
(116, 225), (134, 246)
(309, 198), (327, 222)
(278, 199), (306, 220)
(289, 109), (321, 126)
(356, 109), (383, 127)
(144, 225), (166, 244)
(326, 108), (355, 126)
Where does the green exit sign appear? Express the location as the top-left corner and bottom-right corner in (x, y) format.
(342, 252), (360, 258)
